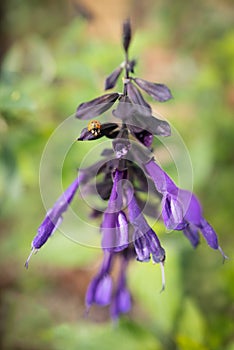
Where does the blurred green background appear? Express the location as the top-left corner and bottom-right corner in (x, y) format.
(0, 0), (233, 349)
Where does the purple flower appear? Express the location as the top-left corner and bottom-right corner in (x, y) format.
(144, 159), (227, 259)
(86, 251), (113, 309)
(111, 255), (132, 320)
(126, 184), (166, 290)
(25, 175), (84, 268)
(101, 169), (129, 252)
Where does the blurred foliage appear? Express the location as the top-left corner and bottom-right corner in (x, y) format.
(0, 0), (234, 349)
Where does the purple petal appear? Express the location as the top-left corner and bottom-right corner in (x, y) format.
(183, 224), (200, 248)
(134, 129), (153, 147)
(161, 194), (187, 230)
(101, 170), (125, 250)
(86, 251), (113, 308)
(126, 187), (150, 235)
(112, 211), (129, 252)
(101, 212), (118, 250)
(111, 256), (132, 319)
(180, 190), (203, 226)
(94, 275), (112, 306)
(105, 66), (123, 90)
(133, 230), (151, 262)
(128, 125), (153, 147)
(126, 186), (164, 262)
(144, 160), (223, 255)
(134, 78), (173, 102)
(76, 93), (119, 120)
(111, 288), (131, 320)
(32, 177), (80, 250)
(145, 230), (166, 263)
(198, 218), (219, 250)
(86, 275), (112, 307)
(144, 159), (177, 194)
(25, 176), (83, 268)
(107, 169), (124, 212)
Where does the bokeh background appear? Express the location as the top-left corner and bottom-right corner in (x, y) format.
(0, 0), (234, 349)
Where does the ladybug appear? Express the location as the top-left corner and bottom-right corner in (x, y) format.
(87, 120), (101, 136)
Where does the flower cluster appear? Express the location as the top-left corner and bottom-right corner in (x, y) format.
(26, 19), (227, 320)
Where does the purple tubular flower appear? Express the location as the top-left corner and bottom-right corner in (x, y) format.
(25, 174), (85, 268)
(126, 185), (166, 289)
(144, 159), (227, 259)
(114, 211), (129, 252)
(111, 255), (131, 320)
(101, 170), (129, 251)
(132, 129), (153, 148)
(133, 230), (151, 262)
(86, 251), (113, 309)
(183, 224), (200, 248)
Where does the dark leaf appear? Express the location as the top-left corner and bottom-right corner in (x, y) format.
(96, 177), (113, 200)
(127, 82), (152, 116)
(134, 78), (173, 102)
(122, 18), (131, 53)
(77, 123), (119, 141)
(135, 195), (160, 219)
(76, 93), (119, 120)
(112, 95), (135, 120)
(128, 142), (153, 164)
(127, 113), (171, 137)
(139, 115), (171, 137)
(101, 123), (120, 139)
(105, 66), (123, 90)
(77, 127), (103, 141)
(127, 59), (137, 73)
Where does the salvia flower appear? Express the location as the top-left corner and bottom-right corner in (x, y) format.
(26, 19), (227, 320)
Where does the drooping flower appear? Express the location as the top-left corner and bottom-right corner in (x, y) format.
(86, 250), (113, 309)
(126, 184), (166, 290)
(26, 18), (226, 321)
(144, 159), (227, 259)
(25, 175), (82, 268)
(111, 253), (132, 320)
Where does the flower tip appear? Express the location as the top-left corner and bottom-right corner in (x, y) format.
(159, 262), (166, 293)
(84, 306), (91, 319)
(24, 247), (36, 269)
(218, 246), (229, 264)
